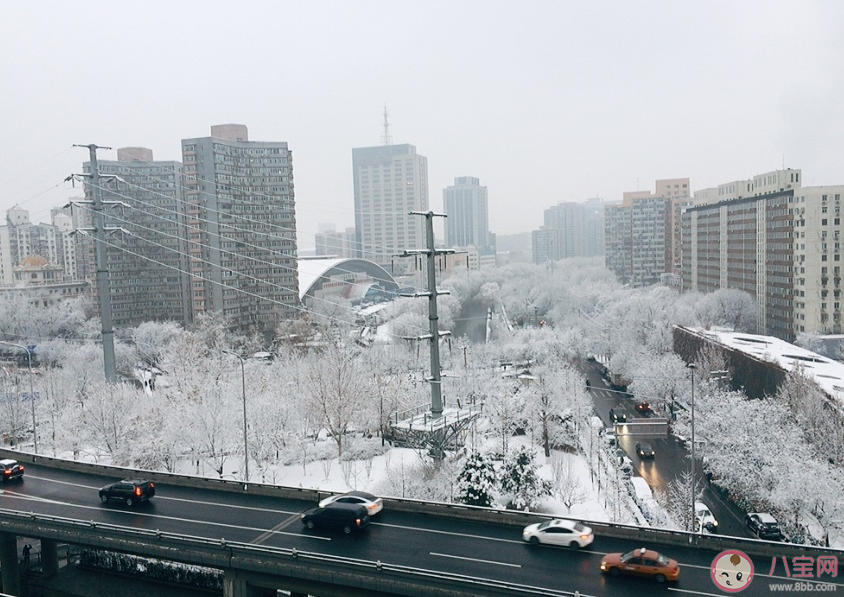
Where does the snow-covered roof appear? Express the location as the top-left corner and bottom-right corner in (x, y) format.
(695, 328), (844, 399)
(297, 257), (399, 302)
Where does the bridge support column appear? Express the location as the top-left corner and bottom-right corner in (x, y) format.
(0, 532), (21, 596)
(223, 569), (276, 597)
(40, 539), (60, 577)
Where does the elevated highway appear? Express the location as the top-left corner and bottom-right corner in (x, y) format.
(0, 450), (838, 597)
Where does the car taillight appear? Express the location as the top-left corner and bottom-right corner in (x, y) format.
(134, 487), (142, 496)
(355, 518), (362, 526)
(2, 470), (9, 475)
(149, 482), (154, 488)
(580, 534), (590, 540)
(18, 465), (23, 472)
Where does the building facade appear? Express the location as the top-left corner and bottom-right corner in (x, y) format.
(683, 168), (841, 340)
(352, 144), (428, 273)
(443, 176), (492, 250)
(181, 125), (299, 335)
(531, 199), (605, 265)
(603, 179), (689, 286)
(0, 207), (77, 287)
(79, 147), (193, 327)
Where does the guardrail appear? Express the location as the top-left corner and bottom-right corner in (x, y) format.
(2, 448), (836, 562)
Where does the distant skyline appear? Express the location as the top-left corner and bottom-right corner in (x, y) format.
(2, 1), (843, 250)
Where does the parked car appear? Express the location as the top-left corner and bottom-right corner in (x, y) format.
(695, 502), (718, 533)
(635, 402), (653, 416)
(301, 502), (370, 534)
(745, 512), (783, 540)
(99, 479), (155, 506)
(318, 490), (383, 516)
(635, 442), (655, 459)
(522, 518), (594, 549)
(0, 459), (24, 481)
(604, 429), (617, 447)
(609, 408), (628, 423)
(600, 547), (680, 583)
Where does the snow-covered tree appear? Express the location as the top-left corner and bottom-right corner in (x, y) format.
(456, 450), (497, 507)
(499, 444), (551, 511)
(299, 343), (372, 457)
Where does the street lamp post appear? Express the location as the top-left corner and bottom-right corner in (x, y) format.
(688, 363), (696, 532)
(0, 342), (37, 454)
(223, 350), (249, 485)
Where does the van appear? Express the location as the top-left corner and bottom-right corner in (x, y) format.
(301, 502), (370, 534)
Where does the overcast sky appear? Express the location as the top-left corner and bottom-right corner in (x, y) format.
(3, 1), (843, 249)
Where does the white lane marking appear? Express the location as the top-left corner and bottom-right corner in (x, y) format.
(431, 552), (521, 568)
(1, 478), (329, 542)
(19, 474), (296, 514)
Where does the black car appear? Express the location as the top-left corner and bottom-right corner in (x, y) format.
(301, 502), (370, 534)
(99, 479), (156, 506)
(0, 459), (24, 481)
(745, 512), (783, 540)
(636, 442), (656, 459)
(609, 408), (628, 423)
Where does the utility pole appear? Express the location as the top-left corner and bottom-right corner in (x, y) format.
(70, 144), (117, 382)
(402, 212), (453, 458)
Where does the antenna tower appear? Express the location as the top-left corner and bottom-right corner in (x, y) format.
(381, 105), (392, 146)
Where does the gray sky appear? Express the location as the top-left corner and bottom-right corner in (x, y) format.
(3, 1), (843, 249)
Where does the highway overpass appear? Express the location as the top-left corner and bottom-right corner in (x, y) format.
(0, 450), (838, 597)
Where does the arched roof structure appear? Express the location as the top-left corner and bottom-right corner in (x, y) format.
(297, 257), (400, 303)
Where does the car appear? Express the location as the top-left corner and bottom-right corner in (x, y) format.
(745, 512), (783, 540)
(0, 459), (24, 481)
(695, 502), (719, 533)
(99, 479), (156, 506)
(635, 442), (655, 459)
(318, 490), (384, 516)
(600, 547), (681, 583)
(609, 408), (628, 423)
(301, 502), (371, 534)
(522, 518), (594, 549)
(604, 429), (617, 447)
(635, 402), (653, 416)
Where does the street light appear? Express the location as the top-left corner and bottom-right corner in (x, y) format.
(223, 350), (249, 485)
(0, 342), (37, 454)
(688, 362), (696, 532)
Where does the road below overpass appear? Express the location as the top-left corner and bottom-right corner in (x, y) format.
(1, 461), (838, 596)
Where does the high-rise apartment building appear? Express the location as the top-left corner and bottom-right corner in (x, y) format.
(683, 168), (841, 340)
(182, 125), (298, 334)
(604, 179), (689, 286)
(0, 206), (76, 286)
(79, 147), (192, 327)
(352, 144), (428, 273)
(443, 177), (492, 250)
(531, 199), (605, 265)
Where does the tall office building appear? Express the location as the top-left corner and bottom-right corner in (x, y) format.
(79, 147), (193, 327)
(443, 177), (491, 249)
(182, 125), (298, 334)
(352, 144), (428, 273)
(683, 168), (841, 340)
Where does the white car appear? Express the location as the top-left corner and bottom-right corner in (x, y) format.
(695, 502), (718, 533)
(318, 491), (383, 516)
(522, 518), (594, 549)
